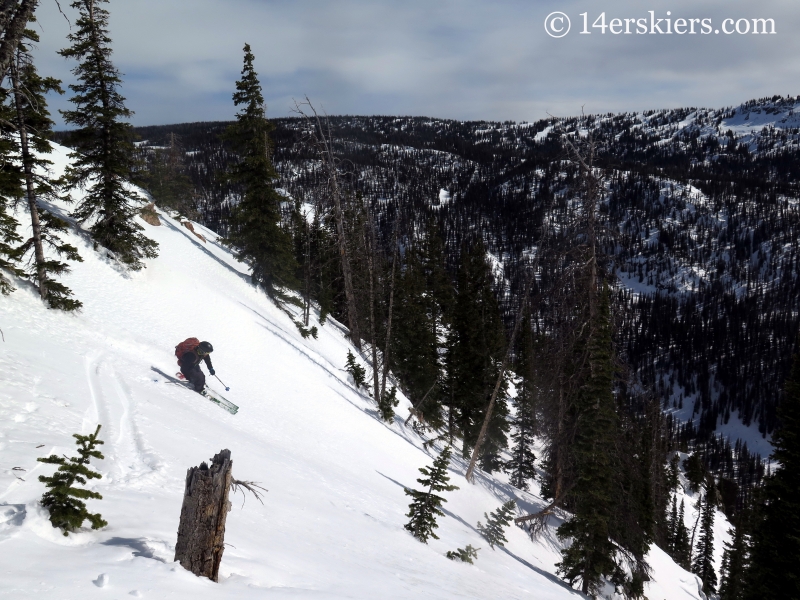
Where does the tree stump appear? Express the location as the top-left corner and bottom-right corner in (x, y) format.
(174, 449), (232, 582)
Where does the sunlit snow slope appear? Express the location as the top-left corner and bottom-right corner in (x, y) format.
(0, 144), (714, 600)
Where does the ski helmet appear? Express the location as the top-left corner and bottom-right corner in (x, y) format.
(197, 341), (214, 355)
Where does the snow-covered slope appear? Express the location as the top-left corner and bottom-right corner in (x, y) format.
(0, 144), (716, 599)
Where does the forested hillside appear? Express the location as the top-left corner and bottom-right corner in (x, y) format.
(118, 96), (800, 461)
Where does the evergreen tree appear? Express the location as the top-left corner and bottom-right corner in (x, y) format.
(446, 241), (508, 467)
(666, 494), (679, 554)
(683, 453), (705, 494)
(37, 424), (107, 535)
(744, 340), (800, 599)
(9, 31), (82, 310)
(224, 43), (296, 297)
(378, 385), (398, 422)
(674, 499), (692, 570)
(692, 477), (717, 595)
(446, 544), (479, 563)
(506, 315), (537, 490)
(556, 287), (618, 597)
(719, 520), (749, 600)
(59, 0), (157, 270)
(476, 500), (516, 549)
(345, 350), (366, 390)
(392, 245), (442, 426)
(667, 454), (680, 493)
(404, 445), (459, 543)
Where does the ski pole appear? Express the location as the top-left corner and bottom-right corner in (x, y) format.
(214, 374), (230, 391)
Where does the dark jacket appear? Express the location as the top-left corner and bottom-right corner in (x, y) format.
(179, 350), (213, 372)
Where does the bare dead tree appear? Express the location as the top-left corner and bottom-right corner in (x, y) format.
(380, 217), (400, 400)
(362, 198), (381, 403)
(292, 97), (361, 349)
(515, 483), (575, 537)
(404, 379), (438, 427)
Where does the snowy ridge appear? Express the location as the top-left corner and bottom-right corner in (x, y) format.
(0, 144), (718, 599)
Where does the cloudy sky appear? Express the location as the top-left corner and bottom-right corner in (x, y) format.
(30, 0), (800, 127)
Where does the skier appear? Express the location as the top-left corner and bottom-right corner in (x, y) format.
(175, 338), (215, 394)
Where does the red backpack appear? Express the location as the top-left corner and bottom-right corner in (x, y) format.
(175, 337), (200, 365)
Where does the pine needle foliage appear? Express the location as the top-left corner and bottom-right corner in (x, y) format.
(556, 287), (618, 596)
(0, 192), (23, 295)
(477, 499), (516, 549)
(224, 43), (296, 297)
(665, 494), (691, 568)
(506, 317), (537, 490)
(345, 350), (366, 389)
(59, 0), (157, 270)
(379, 385), (399, 422)
(37, 424), (107, 536)
(719, 519), (749, 600)
(692, 477), (717, 595)
(744, 339), (800, 599)
(674, 499), (692, 569)
(446, 544), (479, 564)
(404, 445), (459, 543)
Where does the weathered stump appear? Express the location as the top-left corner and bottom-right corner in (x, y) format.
(174, 449), (232, 581)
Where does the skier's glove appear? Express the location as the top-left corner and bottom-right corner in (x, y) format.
(209, 368), (216, 375)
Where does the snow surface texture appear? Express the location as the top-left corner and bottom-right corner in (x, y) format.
(0, 144), (718, 599)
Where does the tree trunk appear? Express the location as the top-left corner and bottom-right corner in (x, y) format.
(363, 212), (380, 403)
(294, 99), (360, 348)
(174, 449), (233, 582)
(11, 53), (47, 301)
(380, 220), (399, 399)
(0, 0), (37, 79)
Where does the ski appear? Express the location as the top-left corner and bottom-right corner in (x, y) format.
(150, 367), (239, 415)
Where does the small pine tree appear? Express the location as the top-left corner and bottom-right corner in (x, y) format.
(59, 0), (157, 270)
(345, 350), (366, 390)
(404, 445), (459, 543)
(477, 499), (516, 549)
(446, 544), (479, 564)
(37, 424), (107, 535)
(692, 477), (717, 595)
(674, 499), (692, 570)
(379, 385), (399, 422)
(667, 454), (680, 491)
(506, 313), (537, 490)
(666, 493), (679, 555)
(505, 384), (536, 490)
